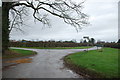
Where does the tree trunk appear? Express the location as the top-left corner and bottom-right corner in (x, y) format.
(2, 2), (11, 54)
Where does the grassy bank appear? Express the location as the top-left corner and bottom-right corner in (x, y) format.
(64, 48), (119, 78)
(3, 49), (37, 59)
(17, 46), (92, 49)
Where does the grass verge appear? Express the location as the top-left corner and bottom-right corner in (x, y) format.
(3, 49), (37, 59)
(18, 46), (92, 49)
(64, 48), (119, 78)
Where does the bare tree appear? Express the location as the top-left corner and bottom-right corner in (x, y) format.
(2, 0), (89, 53)
(9, 5), (29, 33)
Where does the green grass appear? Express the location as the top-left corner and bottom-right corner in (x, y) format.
(65, 48), (119, 78)
(3, 49), (37, 59)
(18, 46), (92, 49)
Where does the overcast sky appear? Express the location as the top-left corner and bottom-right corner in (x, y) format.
(5, 0), (119, 42)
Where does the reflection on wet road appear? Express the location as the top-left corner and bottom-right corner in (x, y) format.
(3, 47), (100, 78)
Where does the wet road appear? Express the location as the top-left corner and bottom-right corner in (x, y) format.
(3, 47), (100, 78)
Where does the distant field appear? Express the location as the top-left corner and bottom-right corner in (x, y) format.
(3, 49), (37, 59)
(64, 48), (119, 78)
(18, 46), (92, 49)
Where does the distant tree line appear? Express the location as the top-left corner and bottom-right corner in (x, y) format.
(103, 43), (119, 49)
(96, 40), (120, 49)
(9, 39), (120, 49)
(10, 40), (94, 47)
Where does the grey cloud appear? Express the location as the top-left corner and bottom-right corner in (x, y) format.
(10, 0), (118, 42)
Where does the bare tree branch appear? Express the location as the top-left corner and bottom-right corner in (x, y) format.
(9, 0), (89, 32)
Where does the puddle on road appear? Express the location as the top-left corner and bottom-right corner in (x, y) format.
(29, 57), (34, 58)
(5, 58), (32, 64)
(67, 70), (74, 74)
(2, 64), (18, 70)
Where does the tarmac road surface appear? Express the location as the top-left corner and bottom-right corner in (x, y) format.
(2, 47), (100, 78)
